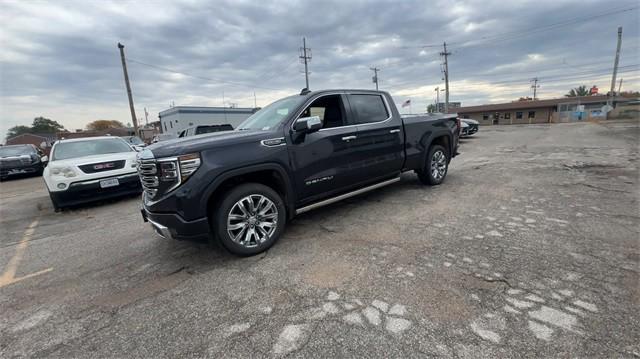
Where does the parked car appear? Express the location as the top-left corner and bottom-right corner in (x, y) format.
(459, 121), (470, 137)
(0, 144), (48, 180)
(121, 136), (146, 151)
(43, 136), (141, 211)
(178, 124), (234, 138)
(151, 134), (176, 143)
(138, 89), (459, 256)
(460, 118), (479, 137)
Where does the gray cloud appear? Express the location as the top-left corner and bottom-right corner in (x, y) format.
(1, 0), (638, 140)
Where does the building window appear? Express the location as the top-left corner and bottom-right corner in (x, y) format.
(463, 115), (469, 119)
(164, 123), (167, 131)
(516, 111), (523, 119)
(175, 120), (178, 123)
(528, 111), (535, 119)
(504, 113), (511, 119)
(170, 121), (173, 129)
(482, 114), (489, 120)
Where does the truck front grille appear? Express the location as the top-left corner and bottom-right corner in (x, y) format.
(138, 160), (159, 198)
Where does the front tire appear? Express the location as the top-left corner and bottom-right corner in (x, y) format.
(213, 183), (286, 256)
(417, 144), (449, 185)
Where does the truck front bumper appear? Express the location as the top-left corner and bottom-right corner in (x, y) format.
(140, 208), (210, 241)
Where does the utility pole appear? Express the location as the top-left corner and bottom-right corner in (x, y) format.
(144, 107), (149, 126)
(530, 77), (540, 100)
(618, 78), (623, 94)
(440, 42), (451, 113)
(299, 37), (312, 89)
(609, 27), (623, 100)
(117, 43), (138, 135)
(434, 87), (440, 111)
(253, 92), (257, 108)
(370, 67), (380, 90)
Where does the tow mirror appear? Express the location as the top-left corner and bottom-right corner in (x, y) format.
(293, 116), (322, 133)
(41, 155), (48, 166)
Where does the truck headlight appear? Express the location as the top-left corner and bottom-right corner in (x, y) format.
(50, 166), (77, 178)
(157, 153), (200, 182)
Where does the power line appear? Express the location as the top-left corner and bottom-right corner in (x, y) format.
(452, 5), (638, 51)
(384, 63), (639, 90)
(125, 57), (281, 91)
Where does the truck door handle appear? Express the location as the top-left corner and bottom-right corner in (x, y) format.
(342, 135), (357, 141)
(389, 129), (400, 134)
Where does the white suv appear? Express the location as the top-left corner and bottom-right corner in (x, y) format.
(43, 136), (141, 211)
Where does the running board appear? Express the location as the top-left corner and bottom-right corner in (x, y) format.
(295, 177), (401, 215)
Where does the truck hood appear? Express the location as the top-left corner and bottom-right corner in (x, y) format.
(144, 130), (278, 158)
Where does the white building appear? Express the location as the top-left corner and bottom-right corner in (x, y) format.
(158, 106), (257, 135)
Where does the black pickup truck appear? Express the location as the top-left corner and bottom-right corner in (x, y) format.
(138, 89), (459, 255)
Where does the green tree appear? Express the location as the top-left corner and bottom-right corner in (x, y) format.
(86, 120), (125, 131)
(6, 125), (32, 140)
(565, 85), (590, 97)
(31, 116), (65, 133)
(427, 104), (437, 113)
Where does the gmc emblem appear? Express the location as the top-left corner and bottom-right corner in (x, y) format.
(94, 162), (115, 170)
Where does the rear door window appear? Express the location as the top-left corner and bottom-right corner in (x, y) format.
(349, 94), (389, 124)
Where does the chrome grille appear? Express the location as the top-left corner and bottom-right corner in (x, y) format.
(137, 160), (159, 199)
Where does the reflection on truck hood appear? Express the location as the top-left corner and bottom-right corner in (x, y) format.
(146, 129), (276, 158)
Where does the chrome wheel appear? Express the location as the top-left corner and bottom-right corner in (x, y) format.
(430, 150), (447, 180)
(227, 194), (278, 248)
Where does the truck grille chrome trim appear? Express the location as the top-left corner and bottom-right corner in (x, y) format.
(295, 176), (400, 215)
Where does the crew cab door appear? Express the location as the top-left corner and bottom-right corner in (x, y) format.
(287, 93), (361, 204)
(347, 92), (404, 180)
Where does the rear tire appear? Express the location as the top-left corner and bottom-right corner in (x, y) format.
(213, 183), (286, 256)
(417, 144), (449, 185)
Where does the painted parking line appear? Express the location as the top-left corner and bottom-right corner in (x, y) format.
(0, 219), (53, 288)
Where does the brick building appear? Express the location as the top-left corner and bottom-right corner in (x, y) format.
(5, 133), (58, 155)
(456, 96), (633, 126)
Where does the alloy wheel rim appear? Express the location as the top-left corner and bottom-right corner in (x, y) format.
(227, 194), (278, 248)
(430, 150), (447, 180)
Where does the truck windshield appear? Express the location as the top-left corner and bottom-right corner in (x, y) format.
(237, 96), (304, 131)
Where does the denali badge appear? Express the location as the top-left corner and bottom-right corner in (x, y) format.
(94, 162), (115, 170)
(305, 175), (334, 186)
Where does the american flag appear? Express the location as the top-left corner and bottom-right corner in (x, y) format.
(402, 99), (411, 108)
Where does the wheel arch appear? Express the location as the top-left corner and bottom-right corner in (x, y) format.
(201, 163), (296, 221)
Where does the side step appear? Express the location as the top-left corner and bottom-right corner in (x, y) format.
(295, 176), (401, 215)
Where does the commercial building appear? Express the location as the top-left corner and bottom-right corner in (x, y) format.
(159, 106), (257, 135)
(456, 95), (633, 125)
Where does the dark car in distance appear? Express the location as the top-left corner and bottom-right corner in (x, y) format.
(0, 144), (48, 180)
(138, 89), (460, 256)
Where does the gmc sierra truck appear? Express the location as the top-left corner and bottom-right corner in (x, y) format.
(138, 89), (459, 256)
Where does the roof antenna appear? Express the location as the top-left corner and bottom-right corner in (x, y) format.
(300, 88), (311, 95)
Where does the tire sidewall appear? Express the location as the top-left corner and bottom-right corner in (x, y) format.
(214, 183), (286, 256)
(426, 144), (449, 185)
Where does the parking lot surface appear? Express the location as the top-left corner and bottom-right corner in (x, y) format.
(1, 121), (638, 358)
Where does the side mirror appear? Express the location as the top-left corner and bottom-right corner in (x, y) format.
(293, 116), (322, 133)
(41, 155), (48, 166)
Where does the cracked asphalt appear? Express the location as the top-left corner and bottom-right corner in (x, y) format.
(1, 120), (638, 358)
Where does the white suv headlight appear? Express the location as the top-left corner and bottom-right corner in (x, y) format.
(50, 166), (78, 178)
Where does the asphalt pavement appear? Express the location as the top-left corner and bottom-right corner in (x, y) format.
(0, 120), (638, 358)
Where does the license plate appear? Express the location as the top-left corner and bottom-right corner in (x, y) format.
(100, 178), (119, 188)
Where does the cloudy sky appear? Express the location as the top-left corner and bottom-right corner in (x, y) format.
(1, 0), (638, 140)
